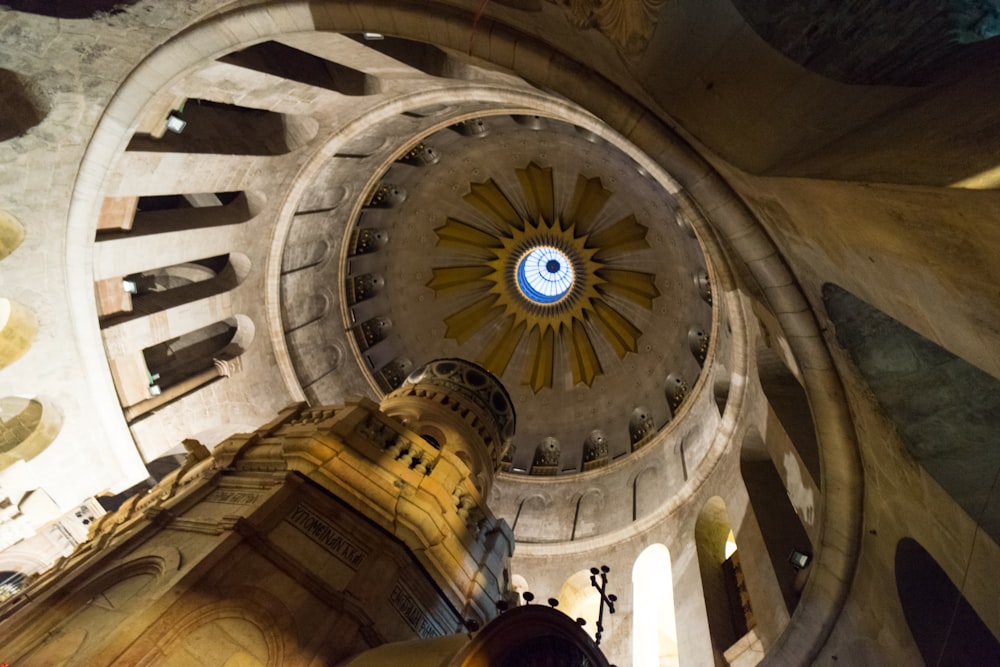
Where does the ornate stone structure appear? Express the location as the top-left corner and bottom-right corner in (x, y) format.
(0, 361), (518, 665)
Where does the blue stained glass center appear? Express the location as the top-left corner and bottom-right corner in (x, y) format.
(516, 246), (574, 304)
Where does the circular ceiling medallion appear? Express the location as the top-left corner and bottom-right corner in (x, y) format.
(516, 246), (574, 305)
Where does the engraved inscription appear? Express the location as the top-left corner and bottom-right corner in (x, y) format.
(206, 489), (260, 505)
(389, 581), (442, 639)
(286, 504), (367, 569)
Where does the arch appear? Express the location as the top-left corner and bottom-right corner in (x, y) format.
(0, 395), (63, 469)
(739, 428), (812, 613)
(0, 68), (47, 141)
(757, 343), (821, 484)
(511, 495), (556, 541)
(557, 569), (603, 641)
(124, 316), (253, 421)
(895, 537), (1000, 664)
(0, 210), (25, 260)
(695, 496), (752, 664)
(571, 488), (603, 540)
(126, 98), (318, 156)
(282, 290), (331, 332)
(281, 239), (331, 273)
(510, 573), (531, 605)
(633, 543), (679, 667)
(99, 253), (252, 323)
(219, 39), (378, 96)
(142, 319), (239, 391)
(633, 466), (660, 521)
(0, 298), (37, 369)
(96, 191), (262, 237)
(101, 585), (301, 667)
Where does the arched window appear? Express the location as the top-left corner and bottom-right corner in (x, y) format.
(740, 428), (813, 613)
(695, 497), (753, 664)
(0, 298), (37, 370)
(126, 99), (318, 156)
(0, 396), (62, 469)
(0, 209), (25, 260)
(96, 191), (260, 237)
(123, 315), (254, 422)
(97, 253), (250, 324)
(558, 569), (603, 641)
(756, 343), (821, 485)
(632, 544), (679, 667)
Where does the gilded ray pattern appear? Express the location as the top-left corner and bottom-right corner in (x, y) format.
(428, 163), (660, 392)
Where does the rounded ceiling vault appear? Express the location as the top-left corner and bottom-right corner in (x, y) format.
(332, 114), (715, 472)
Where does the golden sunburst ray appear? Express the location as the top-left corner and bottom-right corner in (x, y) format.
(587, 214), (650, 258)
(565, 319), (602, 386)
(516, 162), (556, 224)
(564, 174), (611, 234)
(594, 268), (661, 308)
(587, 299), (641, 358)
(523, 324), (556, 393)
(427, 265), (495, 293)
(434, 217), (504, 253)
(443, 293), (503, 343)
(479, 315), (527, 377)
(465, 179), (524, 232)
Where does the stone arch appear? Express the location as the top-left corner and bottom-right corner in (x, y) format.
(632, 466), (660, 521)
(220, 39), (378, 97)
(0, 210), (26, 260)
(281, 239), (331, 273)
(97, 191), (263, 237)
(283, 289), (331, 332)
(633, 543), (678, 667)
(100, 253), (252, 323)
(695, 496), (751, 664)
(510, 573), (531, 605)
(0, 298), (37, 369)
(124, 315), (254, 421)
(0, 395), (63, 470)
(0, 68), (48, 141)
(126, 99), (318, 156)
(895, 537), (1000, 665)
(757, 342), (821, 485)
(127, 586), (301, 667)
(14, 552), (172, 664)
(510, 494), (553, 541)
(557, 569), (603, 641)
(739, 428), (812, 614)
(571, 488), (603, 540)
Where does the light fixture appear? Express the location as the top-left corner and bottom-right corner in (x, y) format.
(362, 31), (384, 40)
(788, 549), (811, 570)
(165, 113), (186, 134)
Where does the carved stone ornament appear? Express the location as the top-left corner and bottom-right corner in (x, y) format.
(547, 0), (667, 55)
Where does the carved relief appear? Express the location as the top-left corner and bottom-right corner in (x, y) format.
(547, 0), (667, 55)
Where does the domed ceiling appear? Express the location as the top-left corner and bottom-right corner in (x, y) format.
(337, 115), (714, 472)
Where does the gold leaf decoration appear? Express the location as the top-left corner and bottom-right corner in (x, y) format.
(427, 163), (658, 391)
